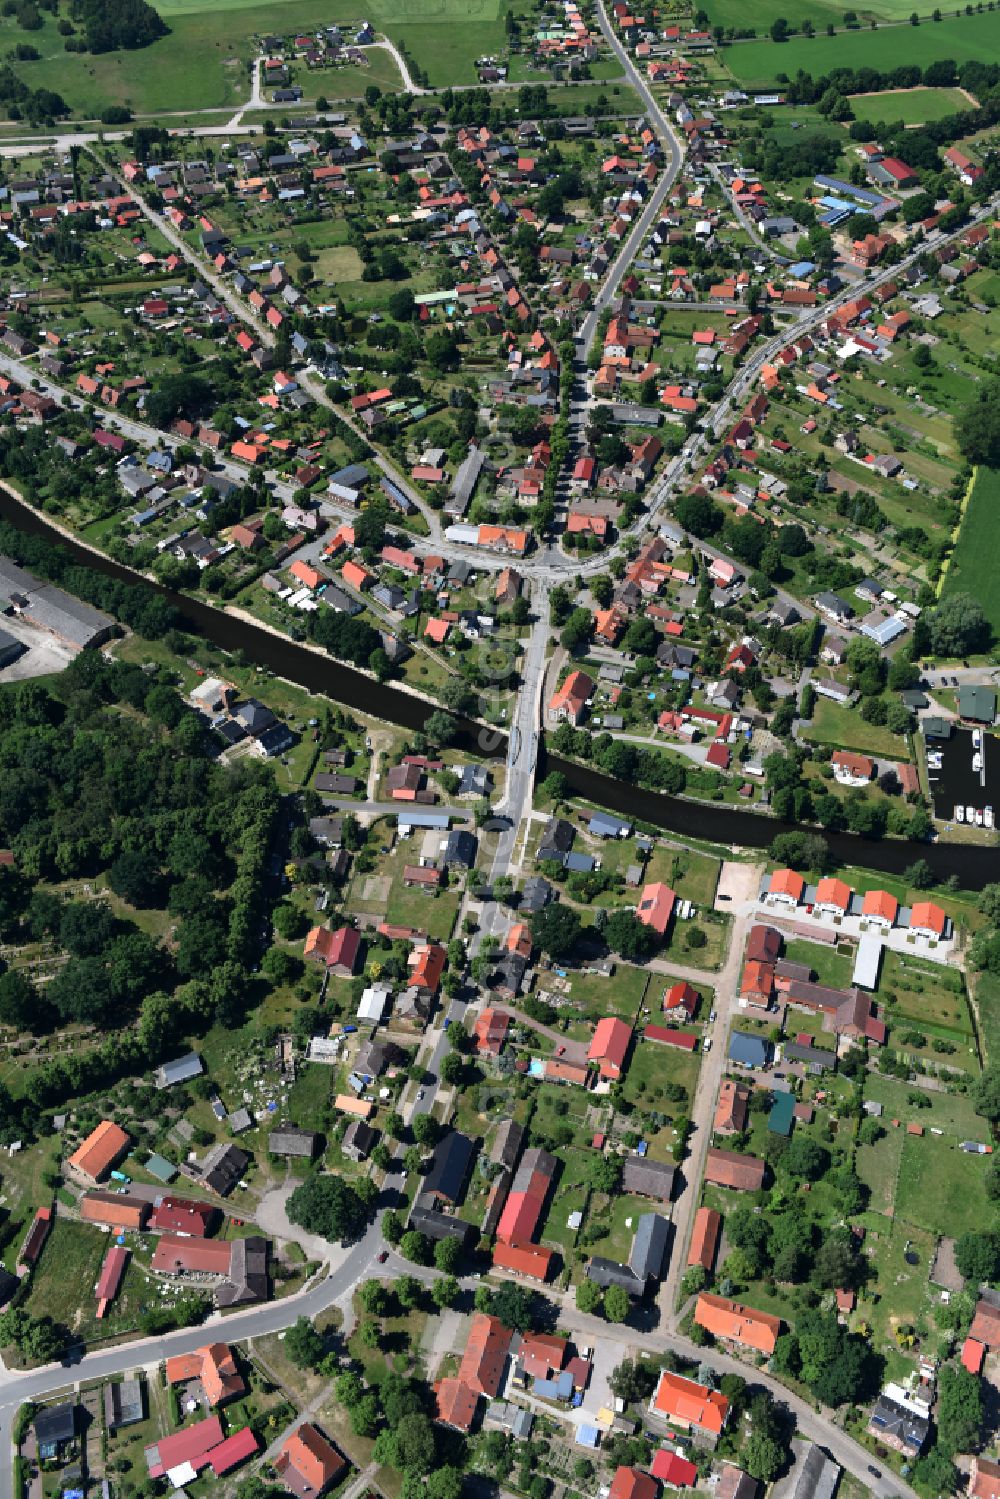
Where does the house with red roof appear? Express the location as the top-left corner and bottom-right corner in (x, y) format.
(663, 981), (699, 1019)
(651, 1370), (729, 1439)
(766, 868), (804, 908)
(475, 1008), (510, 1056)
(813, 877), (851, 916)
(274, 1423), (346, 1499)
(303, 925), (361, 976)
(610, 1468), (659, 1499)
(548, 670), (594, 725)
(694, 1292), (781, 1354)
(588, 1017), (633, 1080)
(496, 1146), (558, 1245)
(636, 882), (676, 936)
(688, 1207), (721, 1271)
(652, 1451), (698, 1488)
(435, 1313), (512, 1431)
(862, 889), (898, 930)
(910, 901), (947, 940)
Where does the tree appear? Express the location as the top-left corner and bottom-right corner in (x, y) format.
(955, 1230), (1000, 1283)
(936, 1364), (983, 1456)
(284, 1316), (325, 1368)
(742, 1434), (784, 1484)
(972, 1064), (1000, 1126)
(958, 381), (1000, 467)
(489, 1280), (535, 1331)
(783, 1135), (830, 1181)
(604, 1284), (631, 1323)
(108, 848), (163, 907)
(675, 491), (722, 537)
(927, 593), (991, 657)
(423, 710), (457, 748)
(412, 1112), (439, 1147)
(608, 1358), (658, 1404)
(432, 1275), (460, 1308)
(433, 1234), (462, 1273)
(530, 903), (581, 960)
(394, 1411), (436, 1474)
(399, 1230), (432, 1265)
(286, 1175), (371, 1243)
(771, 15), (789, 37)
(359, 1280), (390, 1317)
(576, 1279), (603, 1314)
(604, 909), (659, 960)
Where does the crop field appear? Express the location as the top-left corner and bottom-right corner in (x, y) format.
(848, 85), (973, 124)
(722, 13), (1000, 87)
(941, 466), (1000, 640)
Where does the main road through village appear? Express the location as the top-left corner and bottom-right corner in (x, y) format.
(0, 6), (985, 1493)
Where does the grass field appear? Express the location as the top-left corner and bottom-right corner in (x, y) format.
(703, 0), (935, 31)
(941, 466), (1000, 642)
(848, 86), (973, 125)
(723, 13), (1000, 86)
(803, 698), (910, 759)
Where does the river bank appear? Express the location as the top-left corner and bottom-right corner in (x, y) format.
(3, 489), (1000, 886)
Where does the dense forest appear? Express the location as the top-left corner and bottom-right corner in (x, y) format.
(0, 652), (280, 1131)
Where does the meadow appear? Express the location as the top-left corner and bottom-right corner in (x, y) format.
(722, 12), (1000, 86)
(702, 0), (921, 32)
(941, 466), (1000, 640)
(848, 85), (974, 125)
(7, 0), (496, 115)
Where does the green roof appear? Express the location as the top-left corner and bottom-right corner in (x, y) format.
(958, 685), (996, 723)
(145, 1152), (177, 1183)
(768, 1091), (796, 1136)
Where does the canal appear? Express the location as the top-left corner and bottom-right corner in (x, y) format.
(2, 491), (999, 889)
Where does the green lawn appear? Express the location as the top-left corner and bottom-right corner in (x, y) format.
(974, 970), (1000, 1063)
(880, 949), (973, 1035)
(894, 1131), (988, 1236)
(941, 466), (1000, 642)
(723, 12), (1000, 86)
(848, 86), (974, 125)
(784, 937), (856, 989)
(803, 698), (910, 759)
(19, 1220), (154, 1351)
(622, 1036), (700, 1114)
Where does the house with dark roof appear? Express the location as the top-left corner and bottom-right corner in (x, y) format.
(423, 1132), (476, 1205)
(622, 1157), (675, 1204)
(269, 1125), (319, 1159)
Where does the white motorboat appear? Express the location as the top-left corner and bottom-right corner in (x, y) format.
(956, 805), (965, 822)
(986, 806), (995, 829)
(976, 809), (984, 827)
(974, 752), (983, 772)
(967, 805), (977, 823)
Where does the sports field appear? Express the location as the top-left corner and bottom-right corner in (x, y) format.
(941, 466), (1000, 641)
(723, 12), (1000, 86)
(848, 85), (973, 125)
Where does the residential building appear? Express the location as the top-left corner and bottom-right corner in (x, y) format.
(694, 1293), (781, 1354)
(274, 1424), (346, 1499)
(650, 1369), (729, 1439)
(66, 1120), (131, 1187)
(705, 1147), (765, 1192)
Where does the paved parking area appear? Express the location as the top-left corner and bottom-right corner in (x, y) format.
(0, 615), (77, 680)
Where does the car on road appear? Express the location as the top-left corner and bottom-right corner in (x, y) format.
(718, 893), (731, 901)
(416, 1088), (425, 1101)
(377, 1250), (388, 1263)
(867, 1468), (881, 1479)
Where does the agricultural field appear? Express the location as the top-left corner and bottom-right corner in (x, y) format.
(721, 12), (1000, 87)
(941, 466), (1000, 641)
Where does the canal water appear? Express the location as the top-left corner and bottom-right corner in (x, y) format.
(3, 492), (1000, 889)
